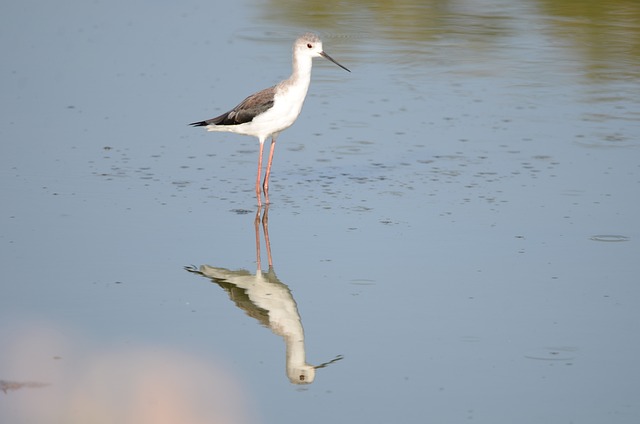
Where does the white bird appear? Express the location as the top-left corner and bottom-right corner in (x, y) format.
(190, 32), (350, 206)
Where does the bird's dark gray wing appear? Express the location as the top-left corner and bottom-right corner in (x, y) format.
(189, 86), (276, 127)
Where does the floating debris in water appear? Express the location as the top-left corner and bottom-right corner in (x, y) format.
(524, 347), (577, 362)
(589, 235), (630, 242)
(1, 380), (50, 394)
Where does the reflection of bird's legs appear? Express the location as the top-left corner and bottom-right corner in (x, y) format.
(262, 205), (273, 268)
(254, 207), (262, 271)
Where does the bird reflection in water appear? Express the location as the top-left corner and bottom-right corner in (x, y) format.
(186, 207), (342, 384)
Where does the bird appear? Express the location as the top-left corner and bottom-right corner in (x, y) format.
(189, 32), (350, 206)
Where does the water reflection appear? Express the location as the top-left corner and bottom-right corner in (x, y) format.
(256, 0), (640, 81)
(0, 322), (254, 423)
(536, 0), (640, 81)
(186, 207), (342, 385)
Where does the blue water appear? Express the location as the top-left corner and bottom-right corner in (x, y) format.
(2, 1), (639, 423)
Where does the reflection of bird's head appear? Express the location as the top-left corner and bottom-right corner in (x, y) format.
(288, 364), (316, 385)
(287, 355), (344, 385)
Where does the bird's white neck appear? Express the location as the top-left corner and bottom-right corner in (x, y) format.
(289, 52), (313, 87)
(274, 51), (313, 115)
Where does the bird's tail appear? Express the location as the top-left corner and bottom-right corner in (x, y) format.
(188, 120), (209, 127)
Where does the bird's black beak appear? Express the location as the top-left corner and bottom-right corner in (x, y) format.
(320, 51), (351, 72)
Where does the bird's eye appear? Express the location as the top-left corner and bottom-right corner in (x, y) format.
(307, 43), (312, 49)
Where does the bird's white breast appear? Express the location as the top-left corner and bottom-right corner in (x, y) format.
(252, 78), (311, 135)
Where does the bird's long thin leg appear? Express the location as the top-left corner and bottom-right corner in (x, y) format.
(256, 140), (266, 207)
(262, 136), (277, 203)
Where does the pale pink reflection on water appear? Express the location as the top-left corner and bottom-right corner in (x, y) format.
(1, 321), (256, 424)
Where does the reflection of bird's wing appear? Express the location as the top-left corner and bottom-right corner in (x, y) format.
(197, 266), (254, 281)
(193, 265), (302, 337)
(191, 265), (271, 327)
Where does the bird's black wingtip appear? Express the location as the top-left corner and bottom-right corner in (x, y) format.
(189, 120), (208, 127)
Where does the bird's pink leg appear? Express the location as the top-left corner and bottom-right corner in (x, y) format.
(262, 136), (277, 204)
(256, 141), (265, 207)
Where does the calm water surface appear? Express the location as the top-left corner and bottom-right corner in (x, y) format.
(1, 0), (639, 423)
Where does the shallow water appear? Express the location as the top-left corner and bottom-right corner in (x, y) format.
(1, 0), (639, 423)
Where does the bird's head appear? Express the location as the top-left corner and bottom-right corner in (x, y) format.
(295, 32), (351, 72)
